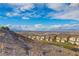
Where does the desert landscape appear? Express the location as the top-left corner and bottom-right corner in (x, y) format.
(0, 3), (79, 56)
(0, 26), (79, 56)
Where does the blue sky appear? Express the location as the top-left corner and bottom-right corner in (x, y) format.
(0, 3), (79, 31)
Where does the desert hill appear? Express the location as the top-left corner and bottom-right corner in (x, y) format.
(0, 26), (79, 56)
(0, 26), (30, 56)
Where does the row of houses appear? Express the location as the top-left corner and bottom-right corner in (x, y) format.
(27, 34), (79, 45)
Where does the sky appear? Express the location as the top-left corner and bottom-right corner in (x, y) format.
(0, 3), (79, 31)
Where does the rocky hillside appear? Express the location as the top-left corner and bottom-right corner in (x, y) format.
(0, 27), (79, 56)
(0, 27), (30, 56)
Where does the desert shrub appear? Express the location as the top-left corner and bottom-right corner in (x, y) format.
(0, 26), (9, 30)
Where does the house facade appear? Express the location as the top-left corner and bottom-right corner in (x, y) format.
(27, 33), (79, 46)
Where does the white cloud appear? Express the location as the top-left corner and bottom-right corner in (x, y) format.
(34, 24), (44, 28)
(22, 16), (30, 20)
(4, 3), (79, 20)
(6, 24), (45, 31)
(6, 25), (39, 31)
(50, 25), (61, 28)
(10, 3), (34, 11)
(53, 9), (79, 20)
(46, 3), (68, 11)
(19, 4), (34, 11)
(5, 3), (36, 19)
(51, 24), (79, 30)
(44, 24), (79, 30)
(6, 12), (19, 17)
(46, 3), (79, 20)
(69, 3), (79, 7)
(7, 25), (30, 31)
(4, 23), (79, 31)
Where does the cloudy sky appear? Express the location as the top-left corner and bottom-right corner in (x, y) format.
(0, 3), (79, 31)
